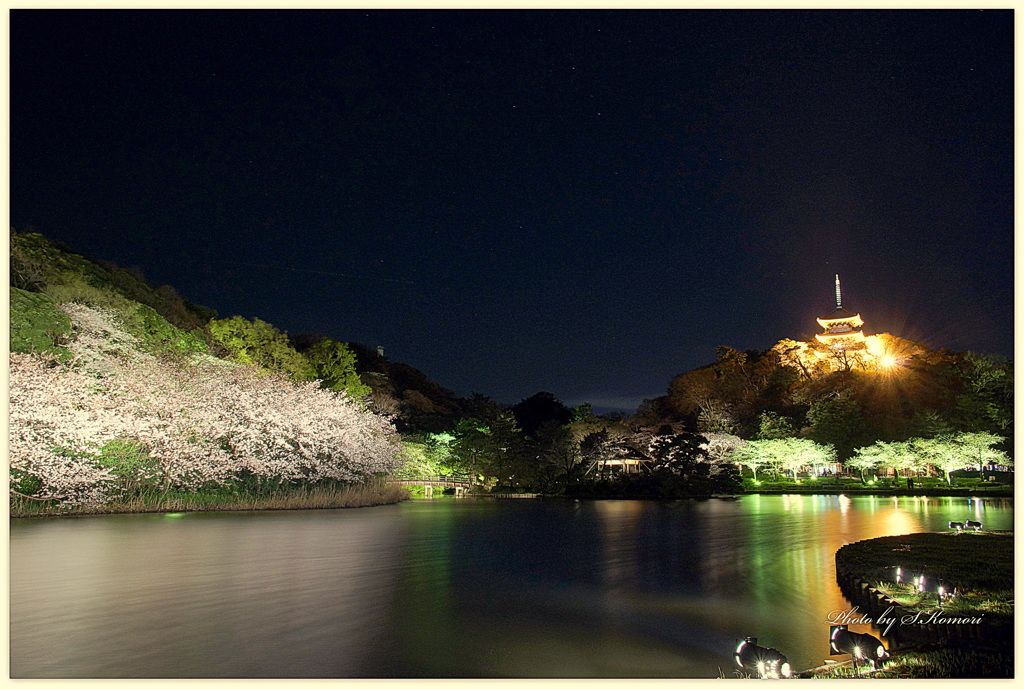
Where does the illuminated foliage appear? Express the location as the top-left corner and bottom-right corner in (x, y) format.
(911, 433), (1010, 484)
(207, 315), (315, 383)
(848, 435), (1009, 483)
(392, 431), (464, 479)
(733, 438), (836, 479)
(946, 432), (1011, 471)
(303, 338), (372, 398)
(847, 441), (919, 481)
(845, 445), (884, 482)
(699, 432), (748, 466)
(9, 305), (405, 508)
(11, 229), (215, 331)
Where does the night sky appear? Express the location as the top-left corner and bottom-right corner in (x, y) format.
(10, 9), (1014, 412)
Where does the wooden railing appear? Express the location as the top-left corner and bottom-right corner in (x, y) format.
(388, 475), (474, 488)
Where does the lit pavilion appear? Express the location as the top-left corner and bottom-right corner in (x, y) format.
(815, 275), (866, 350)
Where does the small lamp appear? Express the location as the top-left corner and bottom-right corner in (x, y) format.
(734, 637), (792, 679)
(829, 626), (887, 671)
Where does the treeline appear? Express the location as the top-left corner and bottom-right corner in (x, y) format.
(397, 393), (744, 498)
(392, 339), (1013, 497)
(653, 342), (1013, 458)
(9, 229), (1014, 505)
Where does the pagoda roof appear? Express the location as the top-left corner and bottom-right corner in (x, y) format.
(819, 307), (861, 322)
(816, 331), (866, 343)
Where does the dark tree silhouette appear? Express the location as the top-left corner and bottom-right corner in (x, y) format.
(512, 391), (572, 437)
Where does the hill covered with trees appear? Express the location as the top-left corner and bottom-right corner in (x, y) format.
(10, 230), (413, 512)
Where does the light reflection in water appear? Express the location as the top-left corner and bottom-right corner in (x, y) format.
(593, 500), (644, 591)
(9, 495), (1013, 678)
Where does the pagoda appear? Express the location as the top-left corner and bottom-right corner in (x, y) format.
(815, 275), (866, 350)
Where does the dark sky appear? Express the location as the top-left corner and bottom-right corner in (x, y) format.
(10, 9), (1014, 412)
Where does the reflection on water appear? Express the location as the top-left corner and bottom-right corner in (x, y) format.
(10, 495), (1013, 678)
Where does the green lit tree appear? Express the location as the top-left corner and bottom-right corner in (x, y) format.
(396, 431), (461, 478)
(885, 440), (929, 478)
(731, 443), (773, 482)
(852, 439), (927, 479)
(772, 437), (837, 477)
(733, 438), (835, 480)
(847, 444), (886, 482)
(304, 338), (371, 398)
(909, 433), (1010, 484)
(207, 316), (314, 382)
(911, 437), (969, 485)
(948, 431), (1011, 472)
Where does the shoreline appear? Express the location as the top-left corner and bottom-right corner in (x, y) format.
(11, 488), (1012, 518)
(742, 488), (1013, 498)
(813, 531), (1015, 678)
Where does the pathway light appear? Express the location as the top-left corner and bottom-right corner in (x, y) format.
(830, 626), (887, 670)
(734, 637), (792, 679)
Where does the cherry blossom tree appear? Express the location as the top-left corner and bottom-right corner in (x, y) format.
(10, 304), (406, 508)
(700, 432), (748, 476)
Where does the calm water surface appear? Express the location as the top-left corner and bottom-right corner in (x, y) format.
(9, 494), (1013, 678)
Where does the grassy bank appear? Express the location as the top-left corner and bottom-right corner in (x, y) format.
(836, 531), (1013, 605)
(803, 646), (1013, 678)
(742, 476), (1013, 497)
(10, 481), (411, 517)
(820, 532), (1014, 678)
(836, 531), (1013, 624)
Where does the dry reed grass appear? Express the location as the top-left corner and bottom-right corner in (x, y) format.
(10, 482), (411, 517)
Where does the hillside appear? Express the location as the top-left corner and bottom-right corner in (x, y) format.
(651, 340), (1012, 459)
(10, 229), (465, 432)
(9, 229), (413, 512)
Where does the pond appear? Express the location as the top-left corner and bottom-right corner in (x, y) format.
(9, 494), (1013, 678)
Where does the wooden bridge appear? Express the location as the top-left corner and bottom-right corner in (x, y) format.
(388, 475), (474, 497)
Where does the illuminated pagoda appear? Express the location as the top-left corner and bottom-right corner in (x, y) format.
(815, 275), (866, 350)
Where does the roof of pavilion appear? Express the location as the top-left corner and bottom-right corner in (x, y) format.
(818, 307), (862, 322)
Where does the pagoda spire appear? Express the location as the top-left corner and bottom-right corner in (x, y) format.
(816, 274), (865, 350)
